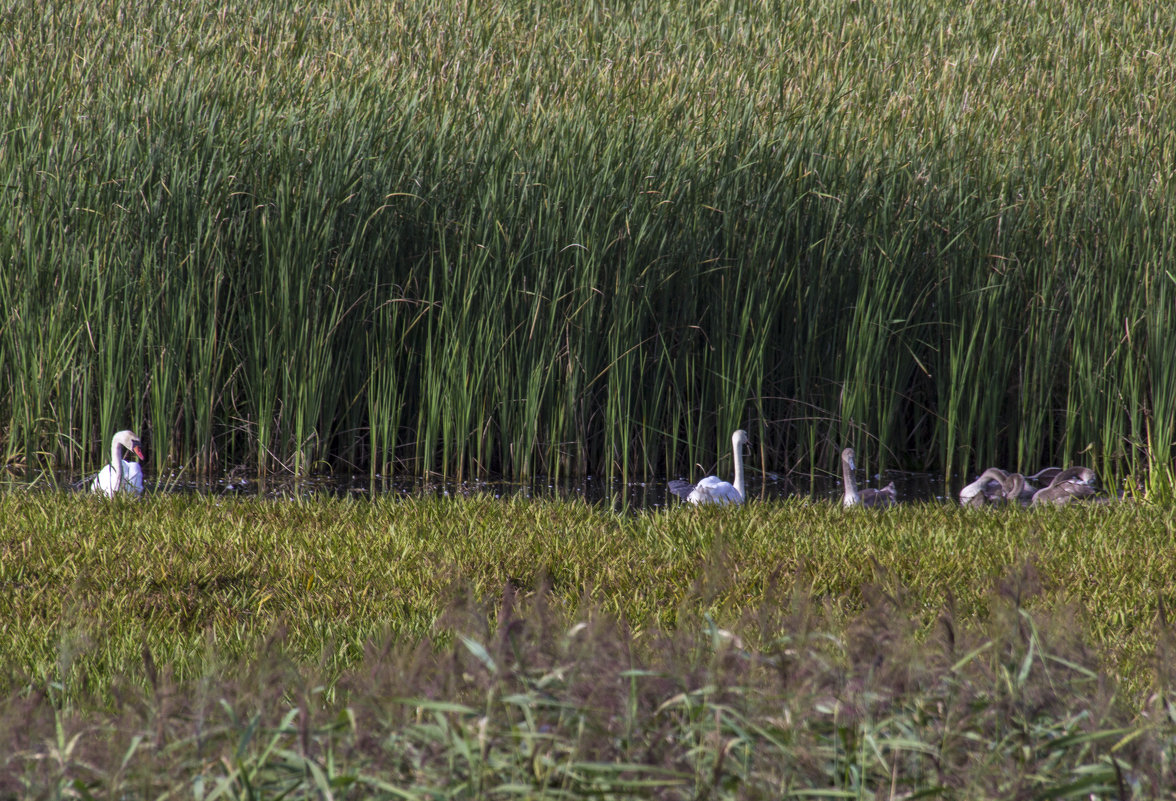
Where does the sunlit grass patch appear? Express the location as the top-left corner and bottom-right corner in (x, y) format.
(4, 524), (1175, 798)
(2, 493), (1173, 699)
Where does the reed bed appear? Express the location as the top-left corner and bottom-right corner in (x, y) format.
(2, 0), (1175, 488)
(3, 493), (1176, 797)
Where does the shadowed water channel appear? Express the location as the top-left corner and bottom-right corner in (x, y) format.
(39, 468), (959, 508)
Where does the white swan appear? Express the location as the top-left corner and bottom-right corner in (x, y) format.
(668, 430), (750, 505)
(841, 448), (896, 508)
(91, 430), (145, 497)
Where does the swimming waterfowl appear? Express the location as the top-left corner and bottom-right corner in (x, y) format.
(959, 467), (1028, 506)
(1030, 465), (1098, 506)
(91, 430), (145, 497)
(1025, 466), (1062, 486)
(668, 429), (750, 505)
(959, 467), (1010, 506)
(1031, 479), (1097, 506)
(841, 448), (896, 508)
(959, 467), (1001, 506)
(1047, 466), (1097, 487)
(1003, 472), (1027, 503)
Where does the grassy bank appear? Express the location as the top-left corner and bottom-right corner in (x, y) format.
(3, 493), (1176, 797)
(3, 0), (1176, 486)
(3, 493), (1174, 694)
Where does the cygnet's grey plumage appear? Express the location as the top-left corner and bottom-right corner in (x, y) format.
(841, 448), (896, 508)
(960, 467), (1028, 507)
(961, 464), (1097, 507)
(1031, 480), (1098, 506)
(1030, 466), (1099, 506)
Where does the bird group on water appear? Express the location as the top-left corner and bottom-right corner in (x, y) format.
(667, 428), (1101, 508)
(89, 426), (1101, 507)
(957, 465), (1098, 507)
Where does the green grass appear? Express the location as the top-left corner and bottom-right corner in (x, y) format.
(2, 0), (1176, 485)
(3, 493), (1176, 798)
(3, 493), (1174, 695)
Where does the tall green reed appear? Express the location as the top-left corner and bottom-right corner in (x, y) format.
(2, 0), (1175, 485)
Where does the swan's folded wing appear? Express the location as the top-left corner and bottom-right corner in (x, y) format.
(860, 484), (896, 508)
(124, 461), (145, 494)
(92, 465), (117, 497)
(690, 476), (743, 504)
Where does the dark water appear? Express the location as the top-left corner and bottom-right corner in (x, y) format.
(61, 468), (954, 508)
(11, 466), (1129, 508)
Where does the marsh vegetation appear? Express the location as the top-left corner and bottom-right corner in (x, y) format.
(3, 0), (1176, 490)
(4, 0), (1175, 789)
(3, 494), (1176, 797)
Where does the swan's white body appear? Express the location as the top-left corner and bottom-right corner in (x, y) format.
(668, 430), (750, 505)
(91, 430), (145, 497)
(841, 448), (896, 508)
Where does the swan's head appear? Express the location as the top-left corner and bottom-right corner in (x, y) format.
(732, 429), (750, 450)
(114, 430), (145, 461)
(841, 447), (856, 472)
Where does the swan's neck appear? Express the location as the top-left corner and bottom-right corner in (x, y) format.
(732, 441), (745, 501)
(841, 455), (859, 505)
(110, 442), (124, 493)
